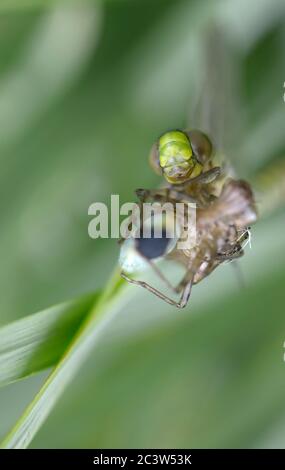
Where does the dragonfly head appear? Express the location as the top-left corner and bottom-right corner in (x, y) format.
(158, 130), (202, 184)
(150, 129), (213, 184)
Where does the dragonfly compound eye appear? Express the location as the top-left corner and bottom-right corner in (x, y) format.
(135, 211), (179, 260)
(135, 227), (172, 260)
(119, 212), (179, 274)
(158, 130), (203, 184)
(187, 130), (213, 165)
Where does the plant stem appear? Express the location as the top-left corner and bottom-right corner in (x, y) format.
(1, 267), (127, 449)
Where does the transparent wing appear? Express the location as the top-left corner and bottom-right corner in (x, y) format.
(187, 24), (240, 176)
(188, 24), (285, 219)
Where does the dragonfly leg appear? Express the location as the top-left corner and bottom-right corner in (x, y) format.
(135, 188), (195, 204)
(120, 272), (193, 309)
(175, 167), (221, 190)
(216, 247), (244, 262)
(144, 258), (179, 293)
(173, 268), (193, 293)
(135, 188), (169, 203)
(217, 226), (251, 262)
(194, 166), (221, 184)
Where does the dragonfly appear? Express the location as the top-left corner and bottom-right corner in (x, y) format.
(119, 128), (257, 308)
(118, 27), (284, 308)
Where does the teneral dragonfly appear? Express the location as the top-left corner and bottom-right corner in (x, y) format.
(118, 26), (265, 308)
(119, 128), (257, 308)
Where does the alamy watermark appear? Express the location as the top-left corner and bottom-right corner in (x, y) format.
(88, 195), (197, 250)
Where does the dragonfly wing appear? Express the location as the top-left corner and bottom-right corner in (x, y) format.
(188, 25), (240, 174)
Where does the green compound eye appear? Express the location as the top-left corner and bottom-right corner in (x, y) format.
(159, 130), (190, 152)
(158, 130), (203, 184)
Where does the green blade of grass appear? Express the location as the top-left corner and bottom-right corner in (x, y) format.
(0, 268), (127, 449)
(0, 0), (108, 12)
(0, 292), (99, 388)
(0, 0), (55, 10)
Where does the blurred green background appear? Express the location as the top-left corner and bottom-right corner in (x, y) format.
(0, 0), (285, 449)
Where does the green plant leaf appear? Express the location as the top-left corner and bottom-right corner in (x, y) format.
(0, 268), (127, 449)
(0, 0), (62, 11)
(0, 0), (109, 12)
(0, 292), (98, 389)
